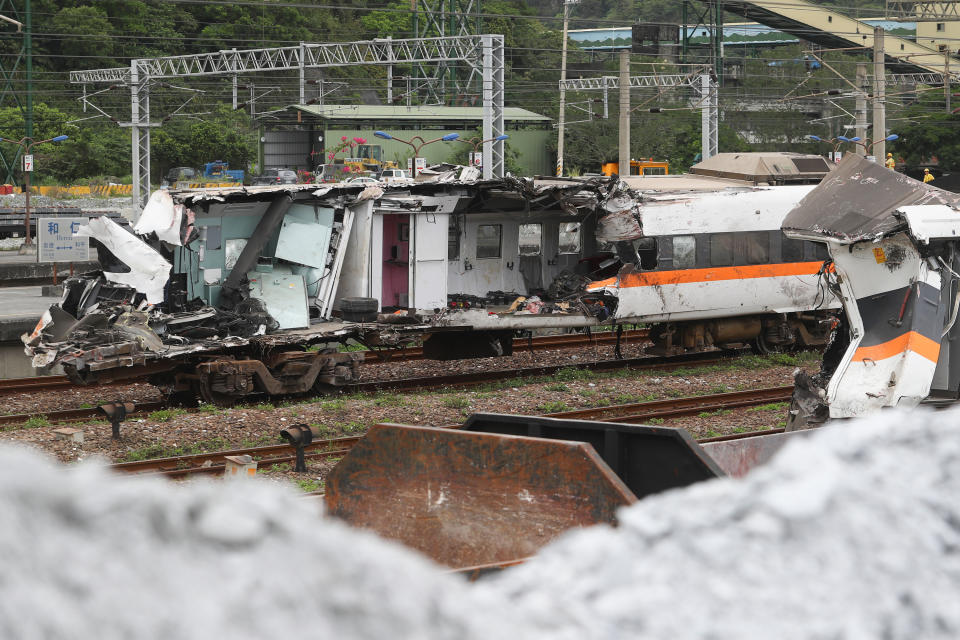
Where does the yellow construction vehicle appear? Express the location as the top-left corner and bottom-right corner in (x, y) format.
(344, 144), (398, 174)
(601, 159), (669, 177)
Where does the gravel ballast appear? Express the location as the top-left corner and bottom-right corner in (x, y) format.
(0, 404), (957, 638)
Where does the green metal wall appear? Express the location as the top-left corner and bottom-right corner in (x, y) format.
(321, 127), (551, 177)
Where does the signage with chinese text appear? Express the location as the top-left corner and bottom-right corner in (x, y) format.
(37, 217), (89, 262)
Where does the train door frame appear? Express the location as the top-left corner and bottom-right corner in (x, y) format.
(408, 211), (449, 311)
(381, 213), (410, 310)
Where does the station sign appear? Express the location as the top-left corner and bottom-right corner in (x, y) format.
(37, 217), (89, 262)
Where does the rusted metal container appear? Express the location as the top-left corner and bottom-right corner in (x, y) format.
(325, 424), (637, 569)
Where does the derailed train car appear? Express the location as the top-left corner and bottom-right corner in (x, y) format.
(782, 154), (960, 426)
(23, 153), (839, 404)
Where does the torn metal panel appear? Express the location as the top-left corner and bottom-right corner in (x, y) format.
(782, 155), (960, 422)
(76, 216), (171, 304)
(897, 205), (960, 244)
(823, 234), (945, 417)
(782, 154), (960, 243)
(134, 189), (184, 245)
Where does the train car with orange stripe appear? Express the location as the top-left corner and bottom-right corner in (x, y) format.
(585, 184), (840, 354)
(782, 154), (960, 425)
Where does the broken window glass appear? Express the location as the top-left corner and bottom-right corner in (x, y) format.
(558, 222), (581, 254)
(225, 238), (248, 270)
(518, 223), (542, 256)
(744, 231), (769, 265)
(710, 234), (734, 266)
(476, 224), (502, 259)
(672, 236), (696, 268)
(634, 237), (658, 270)
(448, 216), (461, 260)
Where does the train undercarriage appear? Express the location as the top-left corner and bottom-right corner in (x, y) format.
(646, 312), (834, 356)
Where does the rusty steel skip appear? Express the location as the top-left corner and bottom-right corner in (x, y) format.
(325, 414), (810, 570)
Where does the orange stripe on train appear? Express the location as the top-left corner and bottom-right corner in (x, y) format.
(852, 331), (941, 364)
(587, 261), (825, 289)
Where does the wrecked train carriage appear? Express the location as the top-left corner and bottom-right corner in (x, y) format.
(25, 156), (844, 405)
(24, 178), (613, 404)
(585, 153), (841, 353)
(782, 154), (960, 425)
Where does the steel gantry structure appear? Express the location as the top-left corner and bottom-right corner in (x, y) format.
(69, 35), (506, 208)
(412, 0), (483, 103)
(560, 70), (719, 161)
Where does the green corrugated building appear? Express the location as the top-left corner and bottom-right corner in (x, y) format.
(277, 104), (552, 176)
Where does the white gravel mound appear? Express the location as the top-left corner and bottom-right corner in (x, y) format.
(483, 407), (960, 640)
(1, 406), (958, 640)
(0, 447), (514, 640)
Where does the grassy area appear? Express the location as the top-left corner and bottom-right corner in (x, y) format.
(148, 408), (188, 422)
(748, 402), (790, 412)
(121, 436), (234, 462)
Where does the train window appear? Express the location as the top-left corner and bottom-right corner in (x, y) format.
(744, 231), (769, 264)
(710, 234), (734, 266)
(476, 224), (502, 259)
(807, 241), (830, 261)
(518, 223), (542, 256)
(781, 236), (804, 262)
(448, 216), (461, 260)
(558, 222), (582, 254)
(636, 237), (658, 269)
(672, 236), (696, 268)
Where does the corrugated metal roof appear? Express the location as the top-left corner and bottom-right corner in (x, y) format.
(290, 104), (551, 122)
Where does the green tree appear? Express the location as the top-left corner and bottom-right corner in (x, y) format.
(49, 6), (115, 70)
(361, 0), (413, 38)
(890, 104), (960, 170)
(151, 105), (256, 178)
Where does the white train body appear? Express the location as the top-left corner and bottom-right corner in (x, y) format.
(585, 186), (839, 325)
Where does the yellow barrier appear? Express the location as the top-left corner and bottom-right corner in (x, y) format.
(30, 184), (134, 197)
(7, 182), (242, 197)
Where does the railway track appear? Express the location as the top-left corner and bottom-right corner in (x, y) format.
(0, 329), (649, 396)
(0, 348), (727, 429)
(109, 385), (794, 479)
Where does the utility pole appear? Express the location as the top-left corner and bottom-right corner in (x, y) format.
(618, 49), (630, 176)
(946, 48), (951, 114)
(855, 62), (868, 150)
(556, 0), (578, 176)
(873, 26), (886, 161)
(25, 0), (31, 141)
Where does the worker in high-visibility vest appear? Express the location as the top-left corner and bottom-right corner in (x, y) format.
(885, 153), (896, 170)
(924, 168), (935, 183)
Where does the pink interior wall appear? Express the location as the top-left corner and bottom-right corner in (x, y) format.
(381, 214), (409, 308)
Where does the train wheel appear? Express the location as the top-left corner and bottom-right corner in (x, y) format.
(196, 375), (240, 408)
(750, 331), (789, 356)
(63, 364), (98, 386)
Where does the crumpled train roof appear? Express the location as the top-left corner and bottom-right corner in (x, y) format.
(781, 154), (960, 243)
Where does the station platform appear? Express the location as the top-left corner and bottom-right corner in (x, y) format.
(0, 286), (62, 342)
(0, 251), (99, 286)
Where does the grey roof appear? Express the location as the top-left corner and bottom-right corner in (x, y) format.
(782, 154), (960, 243)
(290, 104), (551, 123)
(691, 152), (832, 183)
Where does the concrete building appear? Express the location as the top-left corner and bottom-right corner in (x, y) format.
(261, 105), (552, 177)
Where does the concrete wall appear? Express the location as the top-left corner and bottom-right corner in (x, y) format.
(917, 20), (960, 55)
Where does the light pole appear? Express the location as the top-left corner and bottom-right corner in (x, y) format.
(0, 134), (69, 248)
(452, 134), (509, 169)
(373, 131), (460, 177)
(839, 133), (898, 160)
(806, 134), (853, 161)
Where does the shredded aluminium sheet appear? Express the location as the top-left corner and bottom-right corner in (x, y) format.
(1, 406), (959, 639)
